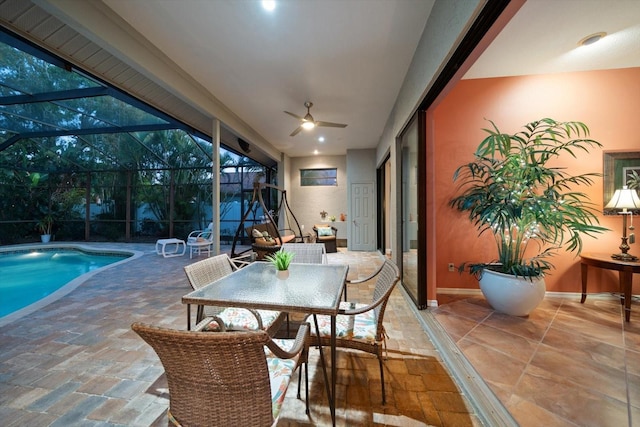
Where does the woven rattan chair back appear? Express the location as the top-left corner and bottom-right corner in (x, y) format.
(132, 323), (276, 427)
(183, 254), (237, 321)
(183, 254), (236, 291)
(370, 259), (401, 340)
(280, 243), (327, 264)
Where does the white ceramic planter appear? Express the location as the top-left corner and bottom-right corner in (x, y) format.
(276, 269), (289, 280)
(478, 269), (545, 316)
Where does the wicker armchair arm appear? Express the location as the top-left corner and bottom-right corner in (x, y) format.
(265, 322), (309, 359)
(346, 262), (385, 285)
(343, 261), (386, 300)
(193, 315), (227, 332)
(247, 309), (265, 330)
(339, 301), (381, 316)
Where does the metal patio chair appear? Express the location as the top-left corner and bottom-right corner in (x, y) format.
(307, 258), (400, 404)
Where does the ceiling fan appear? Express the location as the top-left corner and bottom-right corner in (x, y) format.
(284, 101), (347, 137)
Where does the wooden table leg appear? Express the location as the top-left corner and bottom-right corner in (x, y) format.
(621, 270), (633, 322)
(581, 262), (588, 303)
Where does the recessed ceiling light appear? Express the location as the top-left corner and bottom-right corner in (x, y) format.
(262, 1), (276, 12)
(318, 136), (325, 142)
(313, 150), (319, 155)
(578, 32), (606, 46)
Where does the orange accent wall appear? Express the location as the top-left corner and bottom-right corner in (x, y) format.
(431, 67), (640, 299)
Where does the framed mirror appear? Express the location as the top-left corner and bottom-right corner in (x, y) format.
(603, 150), (640, 214)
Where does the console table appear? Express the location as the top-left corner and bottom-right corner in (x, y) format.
(580, 252), (640, 322)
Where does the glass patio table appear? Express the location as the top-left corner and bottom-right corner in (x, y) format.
(182, 261), (349, 426)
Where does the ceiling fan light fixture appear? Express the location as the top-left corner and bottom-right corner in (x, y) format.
(285, 101), (347, 137)
(578, 32), (606, 47)
(261, 0), (276, 12)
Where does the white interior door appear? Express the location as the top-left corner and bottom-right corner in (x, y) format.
(350, 182), (375, 251)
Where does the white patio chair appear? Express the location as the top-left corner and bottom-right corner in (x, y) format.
(186, 222), (214, 258)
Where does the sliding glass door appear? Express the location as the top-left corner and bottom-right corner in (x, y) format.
(398, 111), (426, 307)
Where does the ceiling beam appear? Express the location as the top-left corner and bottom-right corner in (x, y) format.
(0, 87), (109, 105)
(0, 123), (179, 152)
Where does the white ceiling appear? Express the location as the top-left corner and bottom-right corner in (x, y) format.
(102, 0), (435, 158)
(100, 0), (640, 159)
(465, 0), (640, 79)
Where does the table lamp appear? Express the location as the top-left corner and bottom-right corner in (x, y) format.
(605, 185), (640, 261)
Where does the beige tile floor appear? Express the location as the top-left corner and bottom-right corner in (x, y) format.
(0, 244), (480, 427)
(432, 292), (640, 427)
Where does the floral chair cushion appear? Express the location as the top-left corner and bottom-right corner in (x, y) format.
(201, 308), (281, 332)
(312, 302), (378, 342)
(266, 352), (298, 420)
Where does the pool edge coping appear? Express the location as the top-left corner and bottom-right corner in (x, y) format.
(0, 243), (144, 327)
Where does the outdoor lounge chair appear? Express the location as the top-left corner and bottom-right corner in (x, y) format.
(131, 322), (309, 426)
(306, 258), (400, 404)
(246, 223), (297, 260)
(186, 223), (214, 259)
(313, 224), (338, 253)
(183, 254), (286, 336)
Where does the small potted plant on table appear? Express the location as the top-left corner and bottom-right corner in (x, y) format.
(266, 250), (295, 279)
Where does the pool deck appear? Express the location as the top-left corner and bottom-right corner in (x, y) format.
(0, 243), (484, 426)
(0, 243), (188, 426)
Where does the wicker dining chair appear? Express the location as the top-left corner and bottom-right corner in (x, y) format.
(280, 243), (327, 264)
(307, 258), (400, 404)
(183, 254), (286, 336)
(132, 322), (309, 427)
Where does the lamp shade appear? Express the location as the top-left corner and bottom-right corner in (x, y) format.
(605, 185), (640, 210)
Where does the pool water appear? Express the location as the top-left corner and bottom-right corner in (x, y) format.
(0, 249), (129, 317)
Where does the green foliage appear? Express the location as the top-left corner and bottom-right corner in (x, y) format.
(36, 214), (54, 235)
(627, 170), (640, 190)
(265, 250), (295, 271)
(450, 118), (609, 278)
(0, 40), (276, 242)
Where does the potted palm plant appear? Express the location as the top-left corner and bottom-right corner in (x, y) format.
(265, 250), (295, 279)
(450, 118), (608, 316)
(37, 214), (54, 243)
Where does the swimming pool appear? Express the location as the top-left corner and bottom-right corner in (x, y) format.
(0, 245), (138, 322)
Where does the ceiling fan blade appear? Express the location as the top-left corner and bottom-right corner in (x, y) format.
(316, 121), (348, 128)
(284, 111), (304, 120)
(290, 126), (303, 137)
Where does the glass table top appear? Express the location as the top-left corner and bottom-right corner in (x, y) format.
(182, 261), (349, 315)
